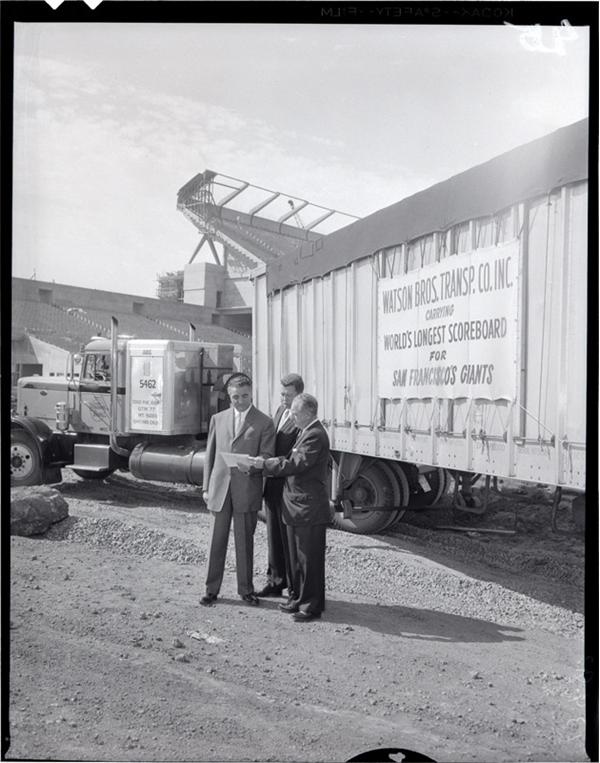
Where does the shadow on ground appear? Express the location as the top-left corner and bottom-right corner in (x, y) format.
(55, 474), (207, 514)
(215, 596), (524, 644)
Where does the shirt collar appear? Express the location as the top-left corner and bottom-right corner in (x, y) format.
(278, 406), (290, 420)
(234, 405), (252, 422)
(302, 418), (319, 433)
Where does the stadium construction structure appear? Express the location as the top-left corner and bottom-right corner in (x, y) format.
(175, 170), (360, 277)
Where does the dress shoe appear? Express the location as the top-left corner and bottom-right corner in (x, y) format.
(256, 584), (284, 598)
(200, 593), (218, 606)
(278, 601), (299, 613)
(293, 610), (321, 622)
(240, 593), (260, 606)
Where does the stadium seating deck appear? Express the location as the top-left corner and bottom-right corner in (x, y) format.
(12, 299), (252, 355)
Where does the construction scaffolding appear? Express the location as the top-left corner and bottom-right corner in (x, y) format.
(156, 271), (184, 302)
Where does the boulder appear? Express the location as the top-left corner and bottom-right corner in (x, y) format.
(10, 486), (69, 537)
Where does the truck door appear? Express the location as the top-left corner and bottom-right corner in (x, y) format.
(76, 352), (114, 433)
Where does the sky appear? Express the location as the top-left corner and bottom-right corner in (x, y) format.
(12, 21), (590, 298)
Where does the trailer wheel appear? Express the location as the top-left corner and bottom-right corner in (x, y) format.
(333, 462), (397, 534)
(10, 429), (43, 486)
(72, 469), (114, 481)
(408, 467), (448, 509)
(377, 461), (409, 530)
(439, 469), (452, 503)
(384, 461), (411, 529)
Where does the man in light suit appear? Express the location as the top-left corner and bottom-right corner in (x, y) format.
(201, 373), (275, 607)
(250, 393), (331, 623)
(257, 373), (304, 600)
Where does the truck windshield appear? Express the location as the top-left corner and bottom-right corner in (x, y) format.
(82, 353), (111, 382)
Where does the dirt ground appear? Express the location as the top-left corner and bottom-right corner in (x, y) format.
(6, 472), (589, 762)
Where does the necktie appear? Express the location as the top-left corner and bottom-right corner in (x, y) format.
(233, 411), (239, 437)
(278, 409), (290, 431)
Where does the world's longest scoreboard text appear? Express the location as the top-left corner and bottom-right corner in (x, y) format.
(378, 239), (520, 401)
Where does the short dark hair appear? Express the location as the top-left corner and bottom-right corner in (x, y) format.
(280, 373), (304, 394)
(293, 392), (318, 418)
(226, 373), (252, 390)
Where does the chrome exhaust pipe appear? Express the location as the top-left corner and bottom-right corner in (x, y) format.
(110, 317), (129, 458)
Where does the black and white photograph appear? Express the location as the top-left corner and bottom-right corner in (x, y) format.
(3, 3), (597, 762)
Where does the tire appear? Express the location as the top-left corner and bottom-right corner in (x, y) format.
(438, 469), (452, 503)
(384, 461), (411, 529)
(10, 429), (43, 486)
(73, 469), (114, 480)
(408, 467), (447, 510)
(377, 461), (408, 530)
(332, 462), (398, 535)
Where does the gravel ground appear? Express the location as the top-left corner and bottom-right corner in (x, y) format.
(7, 472), (589, 762)
(44, 508), (583, 640)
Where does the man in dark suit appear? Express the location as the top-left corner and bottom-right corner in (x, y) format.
(200, 374), (275, 607)
(256, 373), (304, 600)
(250, 393), (331, 623)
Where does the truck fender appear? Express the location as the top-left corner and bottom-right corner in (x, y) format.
(10, 416), (63, 484)
(10, 416), (53, 462)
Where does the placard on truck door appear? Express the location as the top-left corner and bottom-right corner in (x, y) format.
(129, 351), (164, 432)
(126, 340), (204, 435)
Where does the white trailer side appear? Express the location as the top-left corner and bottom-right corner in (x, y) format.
(254, 120), (588, 534)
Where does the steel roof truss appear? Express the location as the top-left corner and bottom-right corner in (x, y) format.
(304, 209), (336, 231)
(277, 200), (309, 224)
(249, 192), (281, 217)
(217, 182), (250, 208)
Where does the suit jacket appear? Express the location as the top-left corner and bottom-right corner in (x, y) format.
(203, 405), (275, 514)
(263, 420), (331, 526)
(263, 405), (301, 505)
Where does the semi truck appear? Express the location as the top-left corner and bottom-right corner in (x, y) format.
(253, 118), (589, 534)
(10, 318), (239, 488)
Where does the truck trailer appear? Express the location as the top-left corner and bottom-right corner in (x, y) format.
(253, 119), (589, 534)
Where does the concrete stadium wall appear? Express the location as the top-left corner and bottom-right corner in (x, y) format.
(181, 263), (253, 312)
(217, 313), (252, 334)
(28, 336), (71, 377)
(183, 263), (225, 309)
(12, 277), (217, 324)
(12, 276), (255, 379)
(222, 277), (253, 309)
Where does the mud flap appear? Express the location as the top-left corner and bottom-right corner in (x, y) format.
(42, 467), (63, 484)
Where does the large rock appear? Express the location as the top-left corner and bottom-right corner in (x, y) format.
(10, 486), (69, 537)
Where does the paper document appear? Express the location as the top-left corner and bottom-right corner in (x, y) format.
(221, 452), (253, 469)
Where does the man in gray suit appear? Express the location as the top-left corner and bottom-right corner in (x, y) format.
(201, 374), (275, 606)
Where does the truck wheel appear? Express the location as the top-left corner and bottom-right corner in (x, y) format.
(10, 429), (43, 486)
(384, 461), (411, 529)
(73, 469), (114, 480)
(333, 462), (397, 535)
(408, 467), (447, 509)
(377, 461), (408, 530)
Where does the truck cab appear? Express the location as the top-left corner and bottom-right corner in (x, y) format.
(11, 331), (237, 487)
(15, 337), (127, 434)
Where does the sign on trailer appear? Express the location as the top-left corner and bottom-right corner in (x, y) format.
(377, 240), (519, 400)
